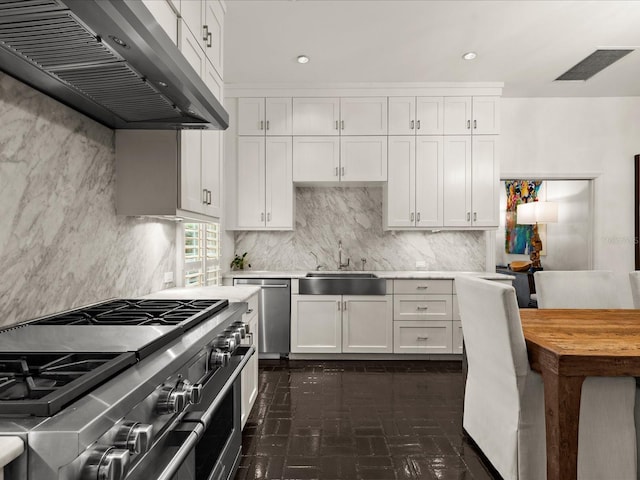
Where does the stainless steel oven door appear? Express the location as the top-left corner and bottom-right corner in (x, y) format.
(129, 345), (254, 480)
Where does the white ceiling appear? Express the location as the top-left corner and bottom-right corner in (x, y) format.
(223, 0), (640, 97)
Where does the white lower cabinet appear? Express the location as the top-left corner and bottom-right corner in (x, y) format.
(291, 295), (393, 353)
(393, 294), (453, 321)
(452, 321), (463, 355)
(241, 294), (259, 429)
(393, 321), (453, 354)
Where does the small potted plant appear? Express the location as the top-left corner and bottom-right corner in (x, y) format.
(230, 252), (251, 271)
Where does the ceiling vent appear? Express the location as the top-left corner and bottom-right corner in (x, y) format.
(555, 49), (634, 81)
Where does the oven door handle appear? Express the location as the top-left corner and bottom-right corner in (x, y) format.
(200, 345), (255, 428)
(156, 425), (202, 480)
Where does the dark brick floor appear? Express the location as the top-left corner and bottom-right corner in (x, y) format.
(233, 360), (498, 480)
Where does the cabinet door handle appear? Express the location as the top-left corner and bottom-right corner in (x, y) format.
(343, 301), (347, 311)
(466, 212), (471, 222)
(202, 189), (208, 204)
(261, 212), (265, 222)
(416, 306), (429, 311)
(260, 120), (264, 130)
(335, 167), (339, 177)
(473, 212), (477, 222)
(467, 120), (471, 129)
(410, 120), (414, 130)
(416, 120), (421, 130)
(207, 190), (212, 205)
(337, 301), (341, 311)
(416, 336), (429, 341)
(267, 212), (271, 222)
(473, 119), (477, 129)
(416, 212), (420, 222)
(266, 120), (270, 130)
(202, 25), (209, 41)
(341, 120), (345, 130)
(341, 166), (345, 177)
(335, 120), (339, 130)
(410, 212), (415, 222)
(207, 32), (212, 48)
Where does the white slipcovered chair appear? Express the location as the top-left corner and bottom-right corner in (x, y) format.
(456, 276), (637, 480)
(534, 270), (621, 309)
(629, 271), (640, 308)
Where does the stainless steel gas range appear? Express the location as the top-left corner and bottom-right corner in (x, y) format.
(0, 298), (254, 480)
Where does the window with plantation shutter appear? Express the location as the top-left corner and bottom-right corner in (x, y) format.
(184, 223), (221, 287)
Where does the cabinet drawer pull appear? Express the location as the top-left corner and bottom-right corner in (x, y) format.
(410, 120), (414, 130)
(416, 120), (421, 130)
(416, 306), (429, 311)
(416, 336), (429, 341)
(416, 285), (429, 290)
(466, 119), (471, 129)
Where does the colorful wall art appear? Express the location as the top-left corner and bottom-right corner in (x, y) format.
(505, 180), (542, 254)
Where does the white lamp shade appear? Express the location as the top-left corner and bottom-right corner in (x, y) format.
(517, 201), (558, 225)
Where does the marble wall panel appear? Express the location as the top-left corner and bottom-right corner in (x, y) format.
(235, 187), (485, 272)
(0, 73), (176, 326)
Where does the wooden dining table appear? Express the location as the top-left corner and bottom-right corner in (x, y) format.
(520, 309), (640, 480)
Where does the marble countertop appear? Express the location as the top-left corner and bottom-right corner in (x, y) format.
(142, 286), (260, 303)
(0, 436), (24, 469)
(223, 270), (513, 280)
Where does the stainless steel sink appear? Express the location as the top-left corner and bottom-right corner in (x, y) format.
(299, 272), (386, 295)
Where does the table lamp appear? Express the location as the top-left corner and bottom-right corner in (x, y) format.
(516, 201), (558, 269)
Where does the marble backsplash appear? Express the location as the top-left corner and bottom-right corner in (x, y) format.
(0, 73), (176, 327)
(235, 187), (486, 271)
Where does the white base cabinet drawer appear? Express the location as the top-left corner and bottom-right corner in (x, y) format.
(393, 280), (453, 295)
(452, 294), (460, 320)
(393, 321), (453, 354)
(393, 294), (452, 321)
(452, 320), (463, 354)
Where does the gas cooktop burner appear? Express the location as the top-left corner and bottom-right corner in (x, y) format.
(0, 353), (137, 416)
(32, 299), (229, 328)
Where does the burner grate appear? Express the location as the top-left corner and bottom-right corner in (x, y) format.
(0, 352), (137, 415)
(32, 299), (229, 328)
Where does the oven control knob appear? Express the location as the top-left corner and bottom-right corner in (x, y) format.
(82, 446), (130, 480)
(115, 421), (154, 455)
(213, 334), (236, 352)
(156, 386), (187, 415)
(181, 379), (203, 405)
(224, 328), (242, 346)
(209, 348), (231, 368)
(232, 321), (248, 338)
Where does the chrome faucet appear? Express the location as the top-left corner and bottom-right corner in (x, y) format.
(338, 241), (350, 270)
(310, 251), (324, 271)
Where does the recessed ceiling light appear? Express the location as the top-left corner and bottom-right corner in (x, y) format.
(109, 35), (129, 49)
(462, 52), (477, 60)
(297, 55), (310, 64)
(157, 81), (168, 88)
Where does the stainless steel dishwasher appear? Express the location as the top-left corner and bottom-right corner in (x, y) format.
(232, 278), (291, 358)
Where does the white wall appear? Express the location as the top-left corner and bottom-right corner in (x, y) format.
(500, 97), (640, 274)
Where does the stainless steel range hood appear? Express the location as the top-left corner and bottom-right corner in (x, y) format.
(0, 0), (228, 130)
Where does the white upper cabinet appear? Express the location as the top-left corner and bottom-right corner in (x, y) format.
(339, 97), (387, 135)
(292, 137), (340, 182)
(389, 97), (444, 135)
(201, 131), (222, 218)
(443, 96), (500, 135)
(236, 136), (293, 230)
(292, 98), (340, 135)
(180, 129), (204, 214)
(179, 0), (224, 78)
(385, 136), (442, 229)
(292, 97), (387, 135)
(442, 135), (498, 227)
(340, 136), (387, 181)
(178, 18), (206, 78)
(141, 0), (178, 45)
(237, 98), (293, 136)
